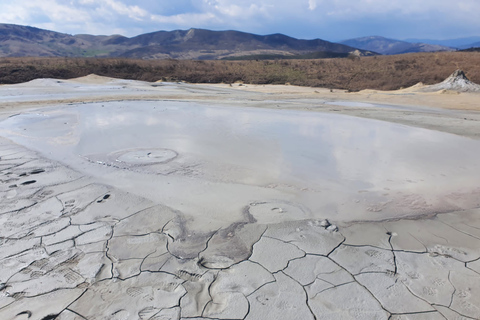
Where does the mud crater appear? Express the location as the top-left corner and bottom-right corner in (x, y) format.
(85, 148), (178, 170)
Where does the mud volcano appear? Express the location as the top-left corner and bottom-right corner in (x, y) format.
(1, 77), (480, 320)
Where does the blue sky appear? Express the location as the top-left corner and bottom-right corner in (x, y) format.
(0, 0), (479, 41)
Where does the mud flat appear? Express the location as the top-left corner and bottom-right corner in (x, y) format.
(1, 75), (480, 319)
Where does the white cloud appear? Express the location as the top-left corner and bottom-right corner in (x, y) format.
(0, 0), (91, 26)
(0, 0), (479, 39)
(198, 0), (274, 25)
(314, 0), (480, 18)
(102, 0), (148, 20)
(150, 12), (218, 26)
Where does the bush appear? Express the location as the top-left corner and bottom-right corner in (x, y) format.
(1, 52), (480, 90)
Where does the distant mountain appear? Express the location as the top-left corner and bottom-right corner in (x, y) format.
(0, 24), (375, 60)
(461, 42), (480, 50)
(339, 36), (454, 55)
(460, 47), (480, 52)
(0, 24), (127, 57)
(404, 36), (480, 49)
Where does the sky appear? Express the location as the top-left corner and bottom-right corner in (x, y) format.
(0, 0), (479, 41)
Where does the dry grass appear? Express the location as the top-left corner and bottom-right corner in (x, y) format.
(1, 52), (480, 91)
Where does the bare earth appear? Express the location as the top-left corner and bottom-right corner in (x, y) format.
(1, 75), (480, 320)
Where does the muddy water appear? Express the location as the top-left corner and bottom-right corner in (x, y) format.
(2, 100), (480, 229)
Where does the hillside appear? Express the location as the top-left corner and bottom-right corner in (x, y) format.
(404, 36), (480, 49)
(461, 47), (480, 52)
(1, 52), (479, 91)
(462, 42), (480, 50)
(340, 36), (453, 55)
(0, 24), (373, 60)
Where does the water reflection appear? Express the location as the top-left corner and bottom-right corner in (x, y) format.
(2, 101), (480, 221)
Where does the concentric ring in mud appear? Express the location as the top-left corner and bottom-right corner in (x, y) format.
(115, 148), (177, 165)
(85, 148), (178, 170)
(246, 200), (310, 224)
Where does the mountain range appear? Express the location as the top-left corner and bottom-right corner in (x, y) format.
(341, 36), (480, 55)
(1, 24), (479, 59)
(403, 36), (480, 49)
(0, 23), (374, 60)
(340, 36), (455, 55)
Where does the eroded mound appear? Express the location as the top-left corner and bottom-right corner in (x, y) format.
(421, 69), (480, 92)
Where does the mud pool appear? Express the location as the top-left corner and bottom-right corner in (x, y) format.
(2, 100), (480, 229)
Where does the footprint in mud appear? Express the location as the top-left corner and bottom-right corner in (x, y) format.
(64, 199), (76, 208)
(35, 190), (54, 200)
(97, 194), (111, 203)
(30, 271), (45, 279)
(126, 287), (144, 297)
(422, 286), (439, 297)
(456, 289), (471, 299)
(10, 292), (26, 299)
(177, 270), (202, 282)
(6, 189), (17, 199)
(157, 281), (181, 292)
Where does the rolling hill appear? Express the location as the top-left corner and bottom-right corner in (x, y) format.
(404, 36), (480, 49)
(340, 36), (454, 55)
(461, 42), (480, 50)
(0, 24), (374, 60)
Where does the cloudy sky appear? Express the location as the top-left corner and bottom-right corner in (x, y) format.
(0, 0), (479, 41)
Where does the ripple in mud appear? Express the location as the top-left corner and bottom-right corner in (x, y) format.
(247, 201), (310, 224)
(85, 148), (178, 170)
(116, 149), (177, 165)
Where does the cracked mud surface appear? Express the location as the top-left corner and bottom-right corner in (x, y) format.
(1, 140), (480, 320)
(1, 77), (480, 319)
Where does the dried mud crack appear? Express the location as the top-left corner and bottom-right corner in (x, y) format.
(1, 139), (479, 320)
